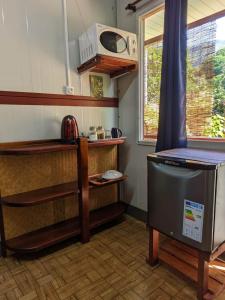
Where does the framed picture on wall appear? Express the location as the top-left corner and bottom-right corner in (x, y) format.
(89, 75), (104, 98)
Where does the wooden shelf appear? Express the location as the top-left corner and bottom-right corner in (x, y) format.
(0, 141), (77, 156)
(0, 91), (119, 108)
(0, 138), (125, 155)
(159, 239), (225, 299)
(5, 202), (126, 253)
(88, 138), (126, 148)
(90, 202), (127, 229)
(89, 173), (127, 187)
(77, 55), (138, 79)
(0, 137), (127, 256)
(6, 218), (81, 253)
(1, 182), (78, 207)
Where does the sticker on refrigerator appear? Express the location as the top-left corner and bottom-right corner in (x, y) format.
(182, 200), (204, 243)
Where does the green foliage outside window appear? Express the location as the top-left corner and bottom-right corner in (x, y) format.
(144, 44), (225, 138)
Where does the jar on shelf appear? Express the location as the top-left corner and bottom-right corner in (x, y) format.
(105, 130), (112, 139)
(89, 126), (98, 141)
(97, 126), (105, 139)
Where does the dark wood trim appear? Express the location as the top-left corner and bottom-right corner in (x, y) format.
(110, 64), (137, 79)
(6, 218), (81, 253)
(0, 91), (118, 108)
(0, 137), (126, 155)
(0, 139), (61, 149)
(89, 174), (127, 188)
(4, 203), (127, 254)
(126, 204), (147, 223)
(77, 55), (138, 79)
(90, 202), (127, 229)
(1, 182), (78, 207)
(0, 141), (78, 156)
(0, 138), (126, 155)
(77, 138), (90, 243)
(0, 193), (7, 257)
(88, 138), (126, 148)
(0, 137), (127, 256)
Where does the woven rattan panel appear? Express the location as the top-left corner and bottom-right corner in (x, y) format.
(0, 146), (117, 239)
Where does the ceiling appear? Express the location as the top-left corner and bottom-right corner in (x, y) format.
(145, 0), (225, 41)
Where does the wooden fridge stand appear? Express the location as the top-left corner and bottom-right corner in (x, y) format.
(148, 227), (225, 300)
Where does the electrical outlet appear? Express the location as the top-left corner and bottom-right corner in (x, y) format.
(64, 86), (74, 95)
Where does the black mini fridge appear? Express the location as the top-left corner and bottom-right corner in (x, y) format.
(147, 148), (225, 253)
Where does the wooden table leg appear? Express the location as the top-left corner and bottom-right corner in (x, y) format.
(197, 252), (209, 300)
(148, 227), (159, 267)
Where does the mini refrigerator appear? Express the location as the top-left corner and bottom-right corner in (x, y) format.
(147, 148), (225, 253)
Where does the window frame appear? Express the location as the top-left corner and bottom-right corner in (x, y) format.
(138, 3), (225, 144)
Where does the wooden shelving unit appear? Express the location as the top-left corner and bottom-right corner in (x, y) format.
(1, 182), (78, 207)
(0, 138), (127, 256)
(88, 137), (126, 148)
(89, 173), (128, 188)
(90, 202), (126, 229)
(77, 55), (138, 79)
(0, 141), (77, 155)
(5, 202), (126, 254)
(6, 218), (81, 253)
(0, 91), (119, 108)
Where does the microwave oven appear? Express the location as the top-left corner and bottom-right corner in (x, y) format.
(78, 23), (138, 64)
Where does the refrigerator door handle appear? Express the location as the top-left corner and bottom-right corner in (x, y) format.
(153, 162), (202, 179)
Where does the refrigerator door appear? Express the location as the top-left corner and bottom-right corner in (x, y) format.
(148, 161), (216, 252)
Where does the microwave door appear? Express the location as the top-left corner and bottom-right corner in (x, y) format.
(99, 31), (127, 54)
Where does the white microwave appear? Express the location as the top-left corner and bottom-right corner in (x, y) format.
(79, 23), (138, 64)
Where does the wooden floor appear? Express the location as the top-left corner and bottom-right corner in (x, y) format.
(0, 216), (225, 300)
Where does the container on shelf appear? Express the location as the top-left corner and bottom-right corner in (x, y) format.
(89, 126), (98, 141)
(105, 130), (112, 139)
(97, 126), (105, 139)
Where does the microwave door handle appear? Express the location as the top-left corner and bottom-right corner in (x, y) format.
(127, 36), (130, 55)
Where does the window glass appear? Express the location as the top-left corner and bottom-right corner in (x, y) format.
(142, 1), (225, 141)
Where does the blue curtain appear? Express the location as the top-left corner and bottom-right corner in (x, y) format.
(156, 0), (188, 152)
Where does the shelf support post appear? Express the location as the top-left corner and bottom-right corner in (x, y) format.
(77, 138), (90, 243)
(0, 192), (7, 257)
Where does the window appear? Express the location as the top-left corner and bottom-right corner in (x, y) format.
(141, 1), (225, 141)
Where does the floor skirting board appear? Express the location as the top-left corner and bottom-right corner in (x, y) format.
(126, 204), (147, 223)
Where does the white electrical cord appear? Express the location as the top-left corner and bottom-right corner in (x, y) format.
(62, 0), (72, 89)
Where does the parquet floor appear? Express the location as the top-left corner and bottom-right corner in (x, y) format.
(0, 216), (225, 300)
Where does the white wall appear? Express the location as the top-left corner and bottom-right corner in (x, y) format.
(117, 0), (225, 212)
(117, 0), (155, 211)
(0, 0), (117, 142)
